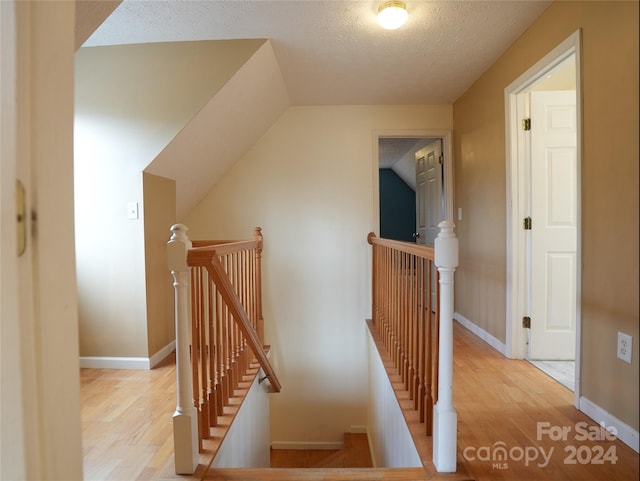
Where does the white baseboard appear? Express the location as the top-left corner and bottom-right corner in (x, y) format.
(270, 441), (344, 450)
(579, 396), (639, 453)
(80, 340), (175, 370)
(150, 341), (176, 368)
(454, 312), (508, 356)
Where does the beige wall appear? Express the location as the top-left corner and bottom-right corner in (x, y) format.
(185, 104), (453, 445)
(143, 172), (176, 356)
(453, 1), (638, 431)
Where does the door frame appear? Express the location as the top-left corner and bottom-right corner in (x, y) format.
(373, 130), (454, 236)
(504, 30), (582, 406)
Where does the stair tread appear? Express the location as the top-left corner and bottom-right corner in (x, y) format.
(204, 467), (474, 481)
(204, 466), (431, 480)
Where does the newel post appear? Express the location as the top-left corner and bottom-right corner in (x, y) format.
(433, 220), (459, 472)
(167, 224), (199, 474)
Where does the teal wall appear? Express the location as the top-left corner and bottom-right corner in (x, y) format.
(379, 169), (415, 242)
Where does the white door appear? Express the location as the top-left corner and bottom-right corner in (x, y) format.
(415, 140), (443, 307)
(528, 90), (577, 360)
(415, 140), (443, 245)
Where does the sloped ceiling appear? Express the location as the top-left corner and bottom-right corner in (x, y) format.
(76, 37), (289, 219)
(145, 41), (290, 218)
(75, 0), (121, 50)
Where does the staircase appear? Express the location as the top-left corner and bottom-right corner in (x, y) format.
(202, 433), (474, 481)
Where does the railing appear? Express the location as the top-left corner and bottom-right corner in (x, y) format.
(367, 233), (439, 435)
(368, 221), (459, 473)
(168, 225), (280, 474)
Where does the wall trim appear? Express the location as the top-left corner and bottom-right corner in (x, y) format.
(349, 425), (368, 434)
(270, 441), (344, 451)
(79, 341), (175, 370)
(150, 340), (176, 368)
(454, 312), (507, 357)
(579, 396), (639, 453)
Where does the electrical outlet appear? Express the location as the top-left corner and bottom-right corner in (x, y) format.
(617, 332), (632, 363)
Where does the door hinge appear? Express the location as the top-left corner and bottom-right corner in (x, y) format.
(523, 216), (532, 230)
(522, 118), (531, 131)
(16, 180), (26, 256)
(522, 316), (531, 329)
(438, 154), (444, 165)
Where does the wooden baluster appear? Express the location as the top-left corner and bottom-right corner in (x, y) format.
(378, 245), (385, 342)
(253, 227), (265, 346)
(225, 254), (237, 394)
(408, 254), (416, 402)
(232, 252), (241, 390)
(220, 281), (230, 407)
(384, 246), (391, 351)
(399, 251), (405, 382)
(401, 251), (409, 387)
(167, 224), (199, 474)
(384, 245), (391, 350)
(207, 274), (218, 428)
(392, 248), (402, 371)
(190, 268), (204, 447)
(198, 267), (211, 439)
(414, 255), (421, 405)
(383, 246), (389, 350)
(424, 259), (434, 435)
(416, 257), (426, 420)
(215, 289), (225, 414)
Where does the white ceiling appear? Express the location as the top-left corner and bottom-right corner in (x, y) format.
(83, 0), (552, 106)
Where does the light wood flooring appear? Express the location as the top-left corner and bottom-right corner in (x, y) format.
(80, 322), (639, 481)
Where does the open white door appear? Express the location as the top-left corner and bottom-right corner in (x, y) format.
(415, 140), (443, 307)
(415, 140), (443, 246)
(528, 90), (577, 360)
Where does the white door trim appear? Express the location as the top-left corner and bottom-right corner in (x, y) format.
(504, 30), (583, 407)
(373, 130), (454, 236)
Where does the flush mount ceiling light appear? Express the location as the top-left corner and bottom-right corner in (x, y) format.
(377, 1), (408, 30)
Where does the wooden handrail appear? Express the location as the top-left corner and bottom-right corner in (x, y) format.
(367, 232), (435, 258)
(194, 248), (281, 393)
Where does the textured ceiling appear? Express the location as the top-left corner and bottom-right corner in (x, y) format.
(83, 0), (552, 106)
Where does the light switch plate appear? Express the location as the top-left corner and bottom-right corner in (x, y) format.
(127, 202), (139, 220)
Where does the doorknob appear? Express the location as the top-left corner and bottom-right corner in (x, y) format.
(412, 232), (421, 239)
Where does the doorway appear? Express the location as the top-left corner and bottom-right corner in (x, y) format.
(374, 131), (453, 239)
(505, 31), (582, 404)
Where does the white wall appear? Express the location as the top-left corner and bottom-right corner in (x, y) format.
(210, 372), (271, 468)
(367, 330), (422, 467)
(184, 104), (453, 446)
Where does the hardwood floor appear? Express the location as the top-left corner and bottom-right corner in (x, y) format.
(81, 354), (178, 481)
(80, 323), (639, 481)
(453, 322), (639, 481)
